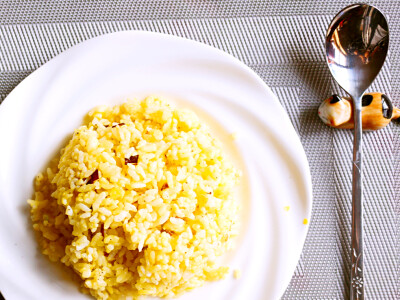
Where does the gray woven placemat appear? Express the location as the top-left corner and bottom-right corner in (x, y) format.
(0, 1), (398, 299)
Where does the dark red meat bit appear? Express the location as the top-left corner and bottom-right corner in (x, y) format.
(87, 170), (99, 184)
(112, 123), (125, 128)
(161, 183), (169, 190)
(125, 155), (139, 165)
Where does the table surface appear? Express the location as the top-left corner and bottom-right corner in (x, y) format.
(1, 1), (399, 299)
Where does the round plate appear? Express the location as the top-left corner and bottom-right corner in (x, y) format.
(0, 31), (312, 300)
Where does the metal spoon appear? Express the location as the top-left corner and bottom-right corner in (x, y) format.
(325, 4), (389, 299)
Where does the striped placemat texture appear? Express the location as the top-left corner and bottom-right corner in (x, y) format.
(1, 1), (398, 298)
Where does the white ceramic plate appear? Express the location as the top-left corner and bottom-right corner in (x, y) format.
(0, 31), (312, 300)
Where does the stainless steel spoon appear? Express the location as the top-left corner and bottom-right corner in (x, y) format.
(326, 4), (389, 300)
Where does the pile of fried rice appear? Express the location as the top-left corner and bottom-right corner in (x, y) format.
(28, 96), (240, 299)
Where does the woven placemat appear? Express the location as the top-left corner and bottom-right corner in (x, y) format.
(1, 1), (398, 299)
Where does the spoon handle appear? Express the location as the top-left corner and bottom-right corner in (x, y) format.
(350, 97), (364, 300)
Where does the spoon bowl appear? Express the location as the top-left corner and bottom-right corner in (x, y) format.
(325, 4), (389, 300)
(326, 4), (389, 96)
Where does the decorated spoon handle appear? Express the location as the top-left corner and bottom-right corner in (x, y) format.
(350, 96), (364, 300)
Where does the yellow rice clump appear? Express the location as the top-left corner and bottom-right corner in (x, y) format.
(28, 96), (240, 299)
